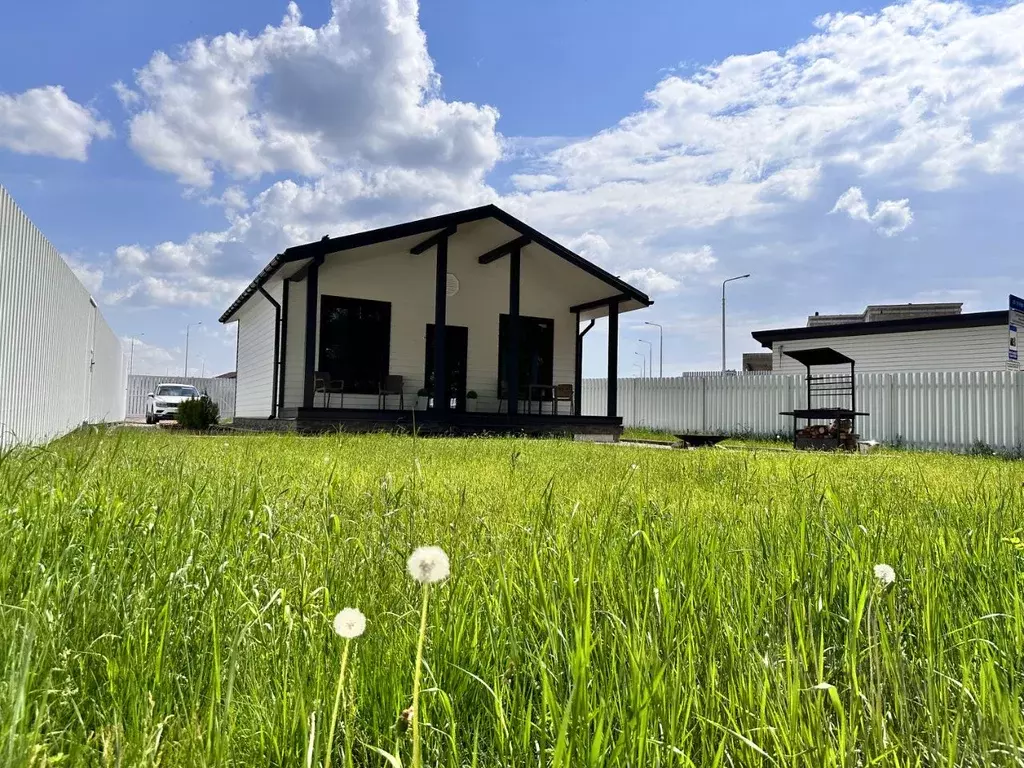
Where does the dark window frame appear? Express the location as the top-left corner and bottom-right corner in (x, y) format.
(318, 295), (392, 395)
(498, 314), (555, 399)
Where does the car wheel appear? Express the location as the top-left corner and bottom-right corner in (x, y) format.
(145, 413), (154, 425)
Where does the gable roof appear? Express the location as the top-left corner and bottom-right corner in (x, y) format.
(219, 204), (652, 322)
(752, 310), (1008, 348)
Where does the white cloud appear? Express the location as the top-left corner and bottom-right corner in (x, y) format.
(831, 186), (913, 236)
(660, 245), (717, 272)
(121, 0), (501, 188)
(0, 86), (111, 160)
(510, 0), (1024, 242)
(63, 253), (105, 294)
(620, 268), (681, 295)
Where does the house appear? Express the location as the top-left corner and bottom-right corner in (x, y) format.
(219, 205), (652, 437)
(752, 302), (1013, 374)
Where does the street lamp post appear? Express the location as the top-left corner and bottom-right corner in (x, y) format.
(644, 321), (663, 377)
(721, 274), (751, 371)
(638, 339), (653, 379)
(184, 322), (202, 377)
(634, 350), (646, 378)
(128, 334), (144, 378)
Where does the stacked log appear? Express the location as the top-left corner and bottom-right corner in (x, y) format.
(795, 419), (858, 450)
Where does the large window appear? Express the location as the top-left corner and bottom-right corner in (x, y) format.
(319, 296), (391, 394)
(498, 315), (554, 398)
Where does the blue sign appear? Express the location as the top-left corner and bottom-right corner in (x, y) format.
(1011, 294), (1024, 313)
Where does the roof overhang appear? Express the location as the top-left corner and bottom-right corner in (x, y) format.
(752, 310), (1008, 349)
(219, 204), (652, 323)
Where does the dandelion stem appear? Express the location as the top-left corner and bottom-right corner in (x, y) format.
(325, 638), (351, 768)
(411, 582), (431, 768)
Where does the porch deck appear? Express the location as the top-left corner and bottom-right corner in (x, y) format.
(236, 407), (622, 439)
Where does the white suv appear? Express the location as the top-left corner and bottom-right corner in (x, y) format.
(145, 383), (201, 424)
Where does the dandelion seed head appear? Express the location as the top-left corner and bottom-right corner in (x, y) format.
(873, 563), (896, 587)
(407, 546), (450, 584)
(332, 607), (366, 638)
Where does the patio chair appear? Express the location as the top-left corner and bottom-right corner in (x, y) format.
(378, 375), (404, 410)
(313, 371), (344, 408)
(553, 383), (574, 415)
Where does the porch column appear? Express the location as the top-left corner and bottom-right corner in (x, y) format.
(507, 247), (521, 416)
(607, 299), (619, 417)
(432, 234), (449, 414)
(302, 257), (323, 408)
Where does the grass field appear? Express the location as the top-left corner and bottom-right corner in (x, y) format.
(2, 429), (1024, 767)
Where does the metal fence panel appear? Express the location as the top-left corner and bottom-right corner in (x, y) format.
(0, 184), (125, 447)
(125, 375), (236, 420)
(583, 370), (1024, 453)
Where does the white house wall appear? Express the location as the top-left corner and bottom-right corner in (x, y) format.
(0, 184), (125, 447)
(771, 325), (1008, 375)
(298, 225), (616, 410)
(234, 284), (281, 418)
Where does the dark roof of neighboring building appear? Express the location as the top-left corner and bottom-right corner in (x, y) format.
(752, 310), (1008, 348)
(215, 371), (237, 379)
(806, 302), (963, 327)
(219, 204), (652, 323)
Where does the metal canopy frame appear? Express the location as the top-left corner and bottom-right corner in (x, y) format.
(779, 347), (869, 448)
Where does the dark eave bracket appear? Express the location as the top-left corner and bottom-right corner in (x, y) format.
(478, 234), (532, 265)
(410, 225), (457, 255)
(569, 293), (631, 314)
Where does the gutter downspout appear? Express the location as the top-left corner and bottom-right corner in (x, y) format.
(258, 285), (282, 419)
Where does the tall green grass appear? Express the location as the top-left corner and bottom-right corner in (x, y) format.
(1, 428), (1023, 766)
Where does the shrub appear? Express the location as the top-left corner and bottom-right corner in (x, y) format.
(176, 395), (219, 430)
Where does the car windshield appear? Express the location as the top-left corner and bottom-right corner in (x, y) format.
(156, 385), (200, 397)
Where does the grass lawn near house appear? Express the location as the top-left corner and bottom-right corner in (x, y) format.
(2, 429), (1024, 766)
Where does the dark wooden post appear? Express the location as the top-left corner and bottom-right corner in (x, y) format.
(302, 257), (322, 408)
(507, 247), (521, 416)
(433, 234), (449, 413)
(607, 299), (619, 417)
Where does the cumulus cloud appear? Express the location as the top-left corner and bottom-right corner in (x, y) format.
(620, 268), (681, 295)
(0, 86), (111, 160)
(105, 0), (1024, 310)
(831, 186), (913, 236)
(510, 0), (1024, 241)
(120, 0), (501, 188)
(62, 254), (105, 294)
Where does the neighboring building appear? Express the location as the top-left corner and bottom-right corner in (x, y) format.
(214, 371), (237, 379)
(219, 205), (652, 436)
(742, 352), (773, 372)
(752, 303), (1011, 374)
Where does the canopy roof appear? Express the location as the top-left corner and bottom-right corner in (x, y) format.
(782, 347), (855, 367)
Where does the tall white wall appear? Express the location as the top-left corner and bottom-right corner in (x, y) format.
(583, 371), (1024, 453)
(0, 184), (125, 447)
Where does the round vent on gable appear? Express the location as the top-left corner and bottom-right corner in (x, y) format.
(446, 273), (460, 297)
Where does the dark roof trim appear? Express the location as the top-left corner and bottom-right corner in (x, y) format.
(569, 293), (632, 314)
(219, 204), (652, 323)
(752, 310), (1009, 348)
(409, 225), (457, 255)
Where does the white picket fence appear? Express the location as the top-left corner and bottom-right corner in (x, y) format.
(582, 371), (1024, 453)
(126, 375), (237, 420)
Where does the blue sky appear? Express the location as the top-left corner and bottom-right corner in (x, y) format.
(2, 0), (1022, 377)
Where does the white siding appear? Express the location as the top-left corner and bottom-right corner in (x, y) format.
(234, 285), (280, 418)
(771, 325), (1008, 375)
(0, 184), (125, 446)
(270, 221), (619, 411)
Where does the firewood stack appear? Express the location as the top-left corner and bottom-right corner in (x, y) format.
(794, 418), (858, 450)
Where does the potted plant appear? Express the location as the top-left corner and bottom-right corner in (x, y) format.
(417, 387), (429, 410)
(466, 390), (478, 412)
